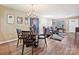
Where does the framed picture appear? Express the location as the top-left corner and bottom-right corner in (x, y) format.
(25, 17), (28, 24)
(8, 15), (14, 24)
(17, 17), (23, 24)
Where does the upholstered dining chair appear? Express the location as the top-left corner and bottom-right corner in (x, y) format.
(38, 27), (47, 47)
(16, 29), (22, 47)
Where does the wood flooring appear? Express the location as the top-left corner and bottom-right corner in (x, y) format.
(0, 33), (79, 55)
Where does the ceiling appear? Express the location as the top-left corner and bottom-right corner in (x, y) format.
(1, 4), (79, 19)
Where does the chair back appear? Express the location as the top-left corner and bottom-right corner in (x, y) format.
(16, 29), (22, 34)
(43, 27), (46, 35)
(16, 29), (22, 39)
(22, 31), (35, 45)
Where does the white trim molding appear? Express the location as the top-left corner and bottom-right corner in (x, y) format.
(0, 38), (17, 44)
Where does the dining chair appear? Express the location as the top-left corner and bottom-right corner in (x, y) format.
(22, 31), (37, 55)
(38, 34), (47, 47)
(16, 29), (22, 47)
(38, 27), (47, 47)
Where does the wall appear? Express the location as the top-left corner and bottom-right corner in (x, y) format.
(39, 17), (47, 34)
(0, 6), (5, 42)
(39, 17), (52, 34)
(0, 5), (30, 42)
(39, 16), (79, 34)
(52, 19), (64, 29)
(58, 16), (79, 33)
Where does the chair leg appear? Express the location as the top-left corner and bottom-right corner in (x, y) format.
(32, 45), (33, 55)
(17, 39), (19, 47)
(38, 38), (39, 45)
(20, 39), (21, 43)
(32, 42), (34, 55)
(44, 38), (47, 47)
(22, 44), (24, 55)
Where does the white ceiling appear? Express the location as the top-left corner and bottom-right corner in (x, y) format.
(1, 4), (79, 19)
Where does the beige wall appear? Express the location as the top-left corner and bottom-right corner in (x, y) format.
(0, 6), (5, 41)
(0, 5), (30, 42)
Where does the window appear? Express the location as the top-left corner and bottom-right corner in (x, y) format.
(69, 19), (78, 32)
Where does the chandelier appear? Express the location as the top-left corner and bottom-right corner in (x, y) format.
(26, 4), (39, 18)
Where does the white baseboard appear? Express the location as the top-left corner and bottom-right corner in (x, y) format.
(0, 38), (17, 44)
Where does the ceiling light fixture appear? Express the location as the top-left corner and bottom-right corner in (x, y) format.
(26, 4), (39, 18)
